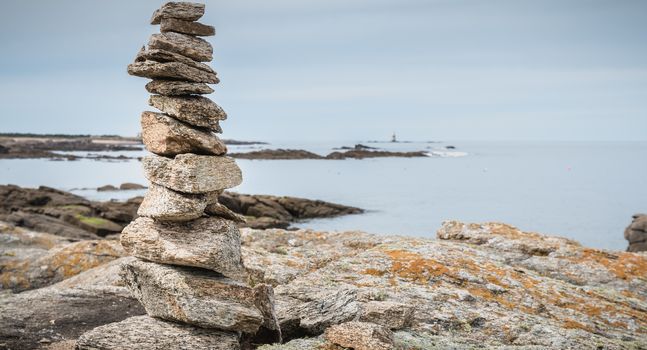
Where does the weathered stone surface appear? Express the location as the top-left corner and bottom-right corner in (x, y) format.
(151, 2), (205, 25)
(135, 48), (215, 74)
(143, 154), (242, 193)
(277, 287), (361, 336)
(127, 61), (219, 83)
(121, 216), (245, 276)
(149, 32), (213, 62)
(359, 301), (413, 330)
(238, 225), (647, 348)
(325, 321), (394, 350)
(137, 183), (208, 221)
(1, 237), (124, 292)
(161, 17), (215, 36)
(0, 257), (144, 349)
(146, 80), (214, 96)
(141, 111), (226, 157)
(149, 95), (226, 131)
(121, 259), (275, 333)
(76, 316), (240, 350)
(206, 201), (247, 223)
(625, 214), (647, 252)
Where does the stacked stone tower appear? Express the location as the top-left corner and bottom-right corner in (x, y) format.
(76, 2), (280, 349)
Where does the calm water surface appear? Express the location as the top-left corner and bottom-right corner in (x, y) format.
(1, 141), (645, 251)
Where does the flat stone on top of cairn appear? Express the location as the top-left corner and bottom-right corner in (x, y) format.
(77, 1), (281, 348)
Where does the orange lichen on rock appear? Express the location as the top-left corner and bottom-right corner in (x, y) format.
(385, 250), (449, 284)
(570, 248), (647, 280)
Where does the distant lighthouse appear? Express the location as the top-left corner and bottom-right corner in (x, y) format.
(391, 132), (397, 143)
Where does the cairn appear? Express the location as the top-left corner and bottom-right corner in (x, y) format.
(76, 2), (279, 349)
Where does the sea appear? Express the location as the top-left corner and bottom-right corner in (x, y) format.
(1, 140), (645, 251)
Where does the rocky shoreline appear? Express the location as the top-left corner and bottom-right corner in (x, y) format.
(0, 136), (433, 161)
(0, 134), (266, 161)
(0, 185), (363, 244)
(1, 220), (645, 349)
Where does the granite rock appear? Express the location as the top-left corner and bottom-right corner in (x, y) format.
(145, 80), (214, 96)
(135, 48), (215, 74)
(625, 214), (647, 252)
(161, 17), (215, 36)
(151, 2), (205, 25)
(149, 32), (212, 62)
(76, 316), (240, 350)
(141, 111), (226, 156)
(324, 321), (394, 350)
(1, 237), (124, 292)
(137, 183), (209, 221)
(359, 301), (414, 330)
(121, 216), (245, 277)
(127, 60), (219, 83)
(143, 153), (242, 193)
(206, 201), (247, 223)
(121, 259), (274, 333)
(149, 95), (226, 132)
(0, 257), (144, 349)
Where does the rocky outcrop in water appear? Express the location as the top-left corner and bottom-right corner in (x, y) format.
(626, 214), (647, 252)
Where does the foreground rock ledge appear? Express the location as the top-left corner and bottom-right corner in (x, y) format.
(76, 315), (240, 350)
(3, 221), (646, 349)
(121, 259), (275, 333)
(121, 216), (245, 276)
(143, 153), (242, 193)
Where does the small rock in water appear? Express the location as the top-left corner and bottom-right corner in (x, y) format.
(161, 17), (215, 36)
(119, 183), (146, 190)
(142, 153), (242, 193)
(151, 2), (206, 25)
(146, 80), (214, 96)
(76, 315), (240, 350)
(141, 111), (226, 156)
(121, 259), (273, 333)
(128, 61), (219, 83)
(121, 216), (245, 277)
(148, 32), (213, 62)
(149, 95), (226, 132)
(96, 185), (118, 192)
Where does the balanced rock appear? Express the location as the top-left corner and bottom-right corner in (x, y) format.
(128, 61), (219, 83)
(151, 2), (205, 25)
(136, 48), (215, 74)
(137, 183), (209, 221)
(121, 259), (275, 333)
(149, 32), (213, 62)
(141, 111), (226, 156)
(77, 315), (240, 350)
(146, 80), (214, 96)
(149, 95), (226, 131)
(161, 17), (215, 36)
(121, 216), (245, 277)
(143, 153), (241, 193)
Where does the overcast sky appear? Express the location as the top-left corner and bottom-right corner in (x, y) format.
(1, 0), (646, 141)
